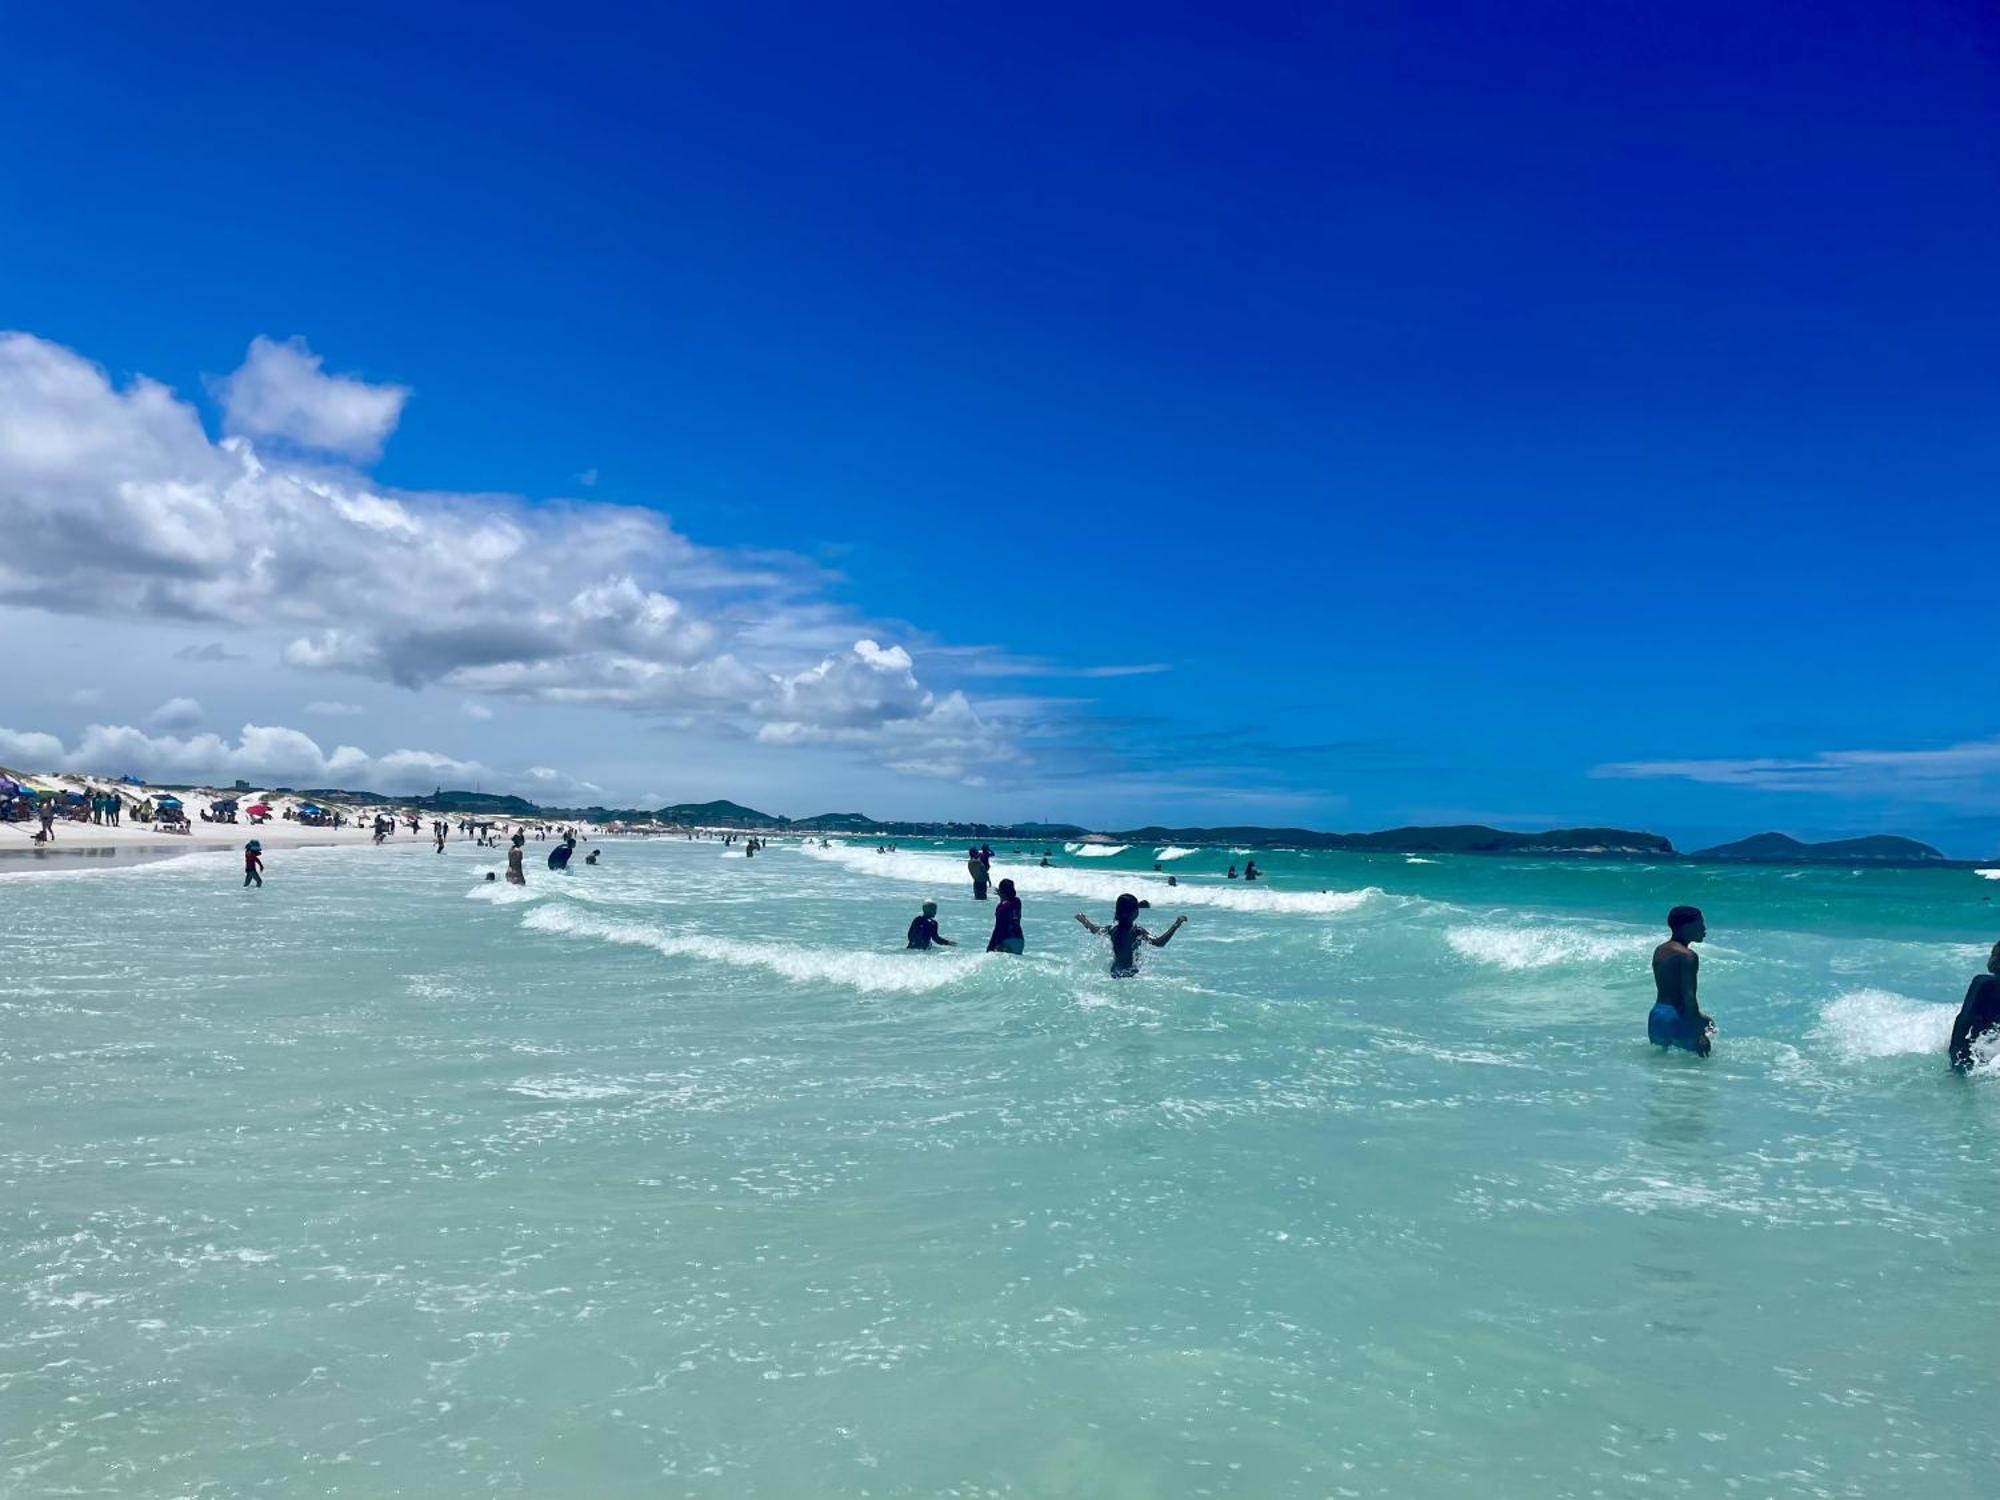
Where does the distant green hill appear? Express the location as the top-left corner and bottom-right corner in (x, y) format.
(655, 799), (785, 827)
(1694, 831), (1943, 863)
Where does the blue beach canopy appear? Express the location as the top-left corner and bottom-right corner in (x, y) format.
(299, 802), (323, 815)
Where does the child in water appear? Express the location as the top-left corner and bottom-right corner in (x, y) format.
(907, 901), (955, 950)
(1649, 905), (1714, 1055)
(1075, 893), (1185, 976)
(242, 839), (263, 888)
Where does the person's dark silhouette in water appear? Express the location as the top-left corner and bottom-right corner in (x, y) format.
(906, 901), (955, 950)
(1226, 865), (1238, 880)
(1076, 893), (1186, 977)
(1649, 905), (1714, 1056)
(1243, 860), (1261, 881)
(1949, 940), (2000, 1073)
(987, 878), (1025, 954)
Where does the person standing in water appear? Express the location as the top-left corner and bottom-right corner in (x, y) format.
(988, 878), (1025, 954)
(1649, 905), (1714, 1055)
(548, 834), (576, 872)
(506, 832), (526, 886)
(1948, 940), (2000, 1073)
(907, 901), (955, 950)
(1076, 893), (1186, 977)
(242, 839), (263, 888)
(967, 846), (990, 901)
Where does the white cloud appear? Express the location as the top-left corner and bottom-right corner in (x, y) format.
(1594, 737), (2000, 800)
(462, 701), (494, 720)
(0, 331), (1028, 786)
(147, 696), (204, 730)
(0, 728), (66, 767)
(0, 720), (579, 797)
(216, 336), (408, 460)
(306, 700), (365, 717)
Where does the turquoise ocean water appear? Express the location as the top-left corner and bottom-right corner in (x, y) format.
(4, 836), (1998, 1496)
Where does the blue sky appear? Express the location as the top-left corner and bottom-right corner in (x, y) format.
(2, 2), (1997, 849)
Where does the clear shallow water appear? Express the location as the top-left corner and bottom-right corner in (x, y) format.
(4, 838), (1998, 1497)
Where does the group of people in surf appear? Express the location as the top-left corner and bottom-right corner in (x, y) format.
(908, 883), (1186, 975)
(1648, 903), (1999, 1072)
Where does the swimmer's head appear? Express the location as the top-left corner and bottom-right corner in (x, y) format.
(997, 878), (1016, 899)
(1114, 893), (1141, 923)
(1668, 905), (1706, 942)
(922, 900), (937, 917)
(485, 872), (496, 882)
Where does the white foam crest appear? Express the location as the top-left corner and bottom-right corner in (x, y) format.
(509, 1076), (634, 1101)
(1812, 989), (1957, 1062)
(1153, 846), (1197, 861)
(519, 903), (985, 994)
(797, 842), (1376, 915)
(1978, 869), (2000, 881)
(1445, 923), (1651, 971)
(1063, 843), (1129, 858)
(465, 881), (545, 905)
(1405, 856), (1437, 865)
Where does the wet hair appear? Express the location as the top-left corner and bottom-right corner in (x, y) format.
(1668, 905), (1704, 935)
(997, 878), (1016, 899)
(1114, 893), (1141, 924)
(922, 901), (937, 916)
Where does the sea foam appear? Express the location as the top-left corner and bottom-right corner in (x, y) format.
(1445, 923), (1650, 971)
(1064, 843), (1129, 858)
(1153, 846), (1198, 861)
(520, 903), (984, 994)
(802, 842), (1375, 915)
(1812, 989), (1958, 1062)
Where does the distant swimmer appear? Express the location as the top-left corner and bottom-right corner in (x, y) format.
(1039, 855), (1052, 868)
(906, 901), (956, 950)
(988, 878), (1025, 954)
(584, 849), (599, 865)
(1226, 865), (1239, 880)
(1167, 874), (1178, 886)
(242, 839), (263, 889)
(548, 835), (576, 872)
(1244, 860), (1261, 881)
(968, 846), (991, 901)
(1649, 905), (1714, 1056)
(1948, 940), (2000, 1073)
(506, 834), (526, 886)
(484, 871), (497, 882)
(1076, 893), (1186, 977)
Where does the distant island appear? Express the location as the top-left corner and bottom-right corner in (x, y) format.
(1691, 832), (1944, 863)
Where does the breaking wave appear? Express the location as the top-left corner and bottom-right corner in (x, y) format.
(799, 842), (1375, 915)
(1064, 843), (1129, 858)
(520, 903), (983, 994)
(1445, 923), (1651, 971)
(1812, 989), (1958, 1062)
(1154, 847), (1198, 861)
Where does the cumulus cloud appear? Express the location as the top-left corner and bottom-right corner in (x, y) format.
(147, 696), (205, 730)
(0, 720), (579, 797)
(216, 336), (409, 460)
(0, 331), (1023, 785)
(0, 728), (67, 767)
(1594, 737), (2000, 800)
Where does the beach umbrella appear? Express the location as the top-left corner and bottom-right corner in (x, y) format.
(248, 802), (273, 815)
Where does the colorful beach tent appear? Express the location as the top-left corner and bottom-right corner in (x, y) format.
(248, 803), (272, 816)
(296, 803), (321, 816)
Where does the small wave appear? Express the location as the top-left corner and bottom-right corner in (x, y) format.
(465, 881), (543, 904)
(1405, 856), (1437, 865)
(520, 904), (984, 994)
(1445, 923), (1650, 971)
(509, 1076), (634, 1101)
(1978, 869), (2000, 881)
(1063, 844), (1128, 858)
(798, 842), (1374, 915)
(1812, 989), (1956, 1061)
(1153, 847), (1197, 861)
